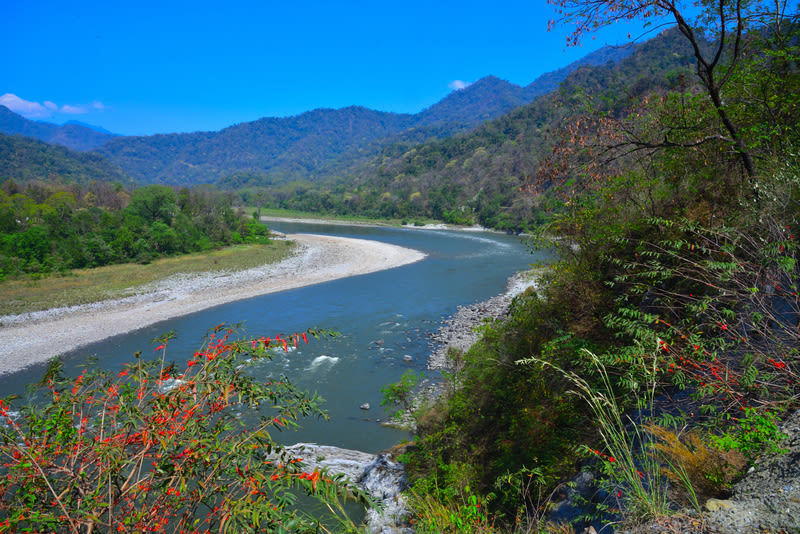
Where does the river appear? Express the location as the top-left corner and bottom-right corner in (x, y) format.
(1, 223), (544, 453)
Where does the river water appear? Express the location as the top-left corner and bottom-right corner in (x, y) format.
(2, 223), (544, 453)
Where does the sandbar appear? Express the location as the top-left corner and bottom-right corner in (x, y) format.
(0, 234), (426, 376)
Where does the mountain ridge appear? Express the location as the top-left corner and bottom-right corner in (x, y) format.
(1, 44), (635, 186)
(0, 106), (117, 151)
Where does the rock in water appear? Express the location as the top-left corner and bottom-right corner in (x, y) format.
(283, 443), (411, 533)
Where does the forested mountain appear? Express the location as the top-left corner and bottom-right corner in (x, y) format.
(0, 106), (117, 151)
(0, 133), (132, 186)
(94, 107), (417, 185)
(256, 28), (697, 230)
(91, 44), (634, 186)
(415, 44), (634, 129)
(2, 42), (633, 191)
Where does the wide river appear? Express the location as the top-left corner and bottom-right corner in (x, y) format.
(1, 222), (545, 453)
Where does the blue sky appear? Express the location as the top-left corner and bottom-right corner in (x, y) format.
(1, 0), (663, 136)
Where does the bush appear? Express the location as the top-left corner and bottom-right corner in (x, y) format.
(0, 324), (366, 533)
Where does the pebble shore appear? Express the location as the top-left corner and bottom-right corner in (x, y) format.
(427, 270), (539, 370)
(0, 233), (425, 376)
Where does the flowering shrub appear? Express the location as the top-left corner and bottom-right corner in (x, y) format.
(0, 323), (366, 533)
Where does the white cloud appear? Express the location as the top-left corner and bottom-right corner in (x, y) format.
(0, 94), (107, 118)
(448, 80), (471, 91)
(0, 93), (53, 118)
(61, 104), (88, 114)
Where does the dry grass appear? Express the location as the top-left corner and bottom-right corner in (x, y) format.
(0, 240), (296, 316)
(646, 424), (747, 503)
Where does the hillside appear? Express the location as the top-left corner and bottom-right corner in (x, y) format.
(0, 133), (132, 186)
(0, 106), (117, 151)
(395, 7), (800, 532)
(254, 28), (697, 230)
(87, 44), (632, 186)
(414, 44), (635, 129)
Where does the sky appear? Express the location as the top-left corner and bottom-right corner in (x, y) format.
(1, 0), (666, 136)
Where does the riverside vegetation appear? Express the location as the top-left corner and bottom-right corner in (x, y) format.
(381, 1), (800, 533)
(0, 325), (371, 533)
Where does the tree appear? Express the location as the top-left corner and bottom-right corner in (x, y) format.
(547, 0), (795, 179)
(126, 185), (178, 225)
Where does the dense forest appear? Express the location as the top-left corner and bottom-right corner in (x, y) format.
(391, 2), (800, 532)
(0, 180), (268, 278)
(0, 133), (132, 187)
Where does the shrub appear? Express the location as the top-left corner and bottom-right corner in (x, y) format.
(0, 324), (366, 533)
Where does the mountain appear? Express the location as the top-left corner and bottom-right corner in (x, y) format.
(63, 120), (117, 135)
(415, 76), (531, 129)
(415, 45), (635, 129)
(0, 106), (117, 151)
(257, 27), (699, 230)
(522, 43), (635, 98)
(1, 42), (636, 188)
(0, 133), (131, 186)
(94, 107), (418, 185)
(94, 45), (635, 186)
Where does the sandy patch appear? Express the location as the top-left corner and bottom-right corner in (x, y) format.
(0, 234), (426, 376)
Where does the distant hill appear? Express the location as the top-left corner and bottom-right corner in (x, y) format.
(63, 120), (117, 135)
(0, 133), (131, 186)
(0, 106), (117, 151)
(522, 43), (636, 97)
(94, 106), (418, 185)
(415, 44), (635, 129)
(1, 42), (636, 188)
(93, 45), (634, 186)
(253, 27), (698, 230)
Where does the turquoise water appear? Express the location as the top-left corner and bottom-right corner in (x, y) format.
(1, 224), (544, 453)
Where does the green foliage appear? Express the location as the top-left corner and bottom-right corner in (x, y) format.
(0, 182), (266, 278)
(0, 324), (365, 533)
(380, 370), (423, 418)
(401, 12), (800, 531)
(407, 478), (497, 534)
(0, 133), (131, 185)
(711, 408), (789, 462)
(519, 349), (701, 521)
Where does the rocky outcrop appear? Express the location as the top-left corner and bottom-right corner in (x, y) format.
(284, 443), (411, 533)
(702, 408), (800, 533)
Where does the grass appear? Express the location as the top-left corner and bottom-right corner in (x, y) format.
(0, 240), (296, 316)
(517, 349), (700, 524)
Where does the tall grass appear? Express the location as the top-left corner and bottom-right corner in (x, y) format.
(517, 349), (699, 524)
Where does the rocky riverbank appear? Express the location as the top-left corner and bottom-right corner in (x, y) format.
(284, 443), (411, 534)
(0, 234), (425, 375)
(427, 270), (540, 371)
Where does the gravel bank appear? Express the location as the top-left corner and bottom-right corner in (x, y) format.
(0, 234), (425, 376)
(427, 270), (539, 370)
